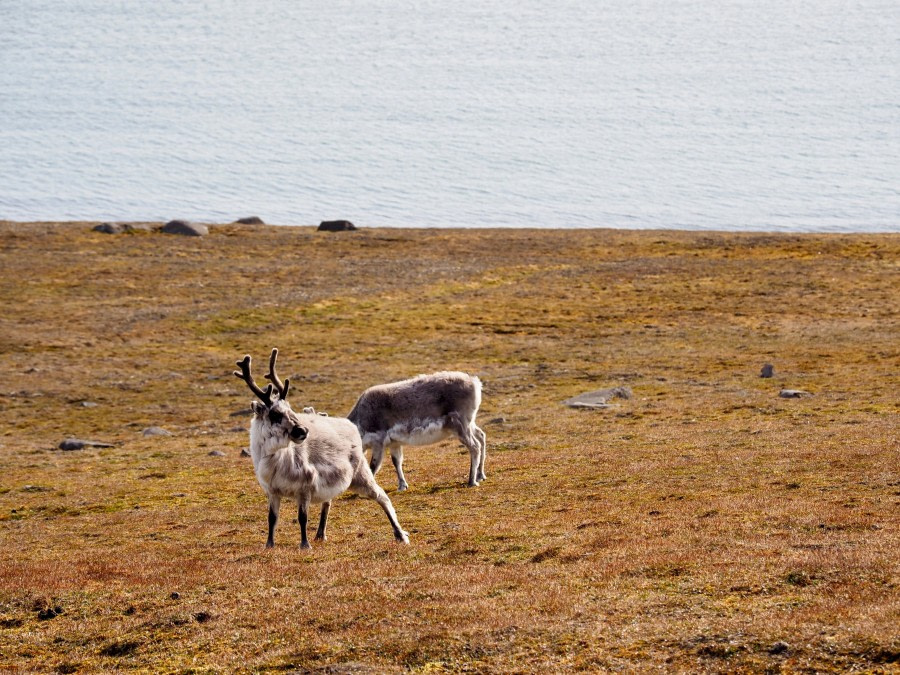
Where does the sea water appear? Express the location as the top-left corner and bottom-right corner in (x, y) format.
(1, 1), (898, 231)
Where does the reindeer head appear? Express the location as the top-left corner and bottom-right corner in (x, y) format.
(234, 349), (308, 444)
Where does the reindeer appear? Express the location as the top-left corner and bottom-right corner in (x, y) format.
(234, 349), (409, 549)
(347, 372), (486, 490)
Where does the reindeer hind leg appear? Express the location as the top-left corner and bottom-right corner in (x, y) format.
(448, 411), (481, 487)
(349, 470), (410, 543)
(474, 424), (487, 482)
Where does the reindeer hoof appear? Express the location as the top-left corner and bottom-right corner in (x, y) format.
(467, 481), (480, 488)
(397, 483), (408, 492)
(314, 534), (327, 542)
(265, 541), (274, 549)
(300, 541), (312, 550)
(396, 531), (410, 544)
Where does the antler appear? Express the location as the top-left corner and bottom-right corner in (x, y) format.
(264, 348), (290, 401)
(234, 355), (274, 406)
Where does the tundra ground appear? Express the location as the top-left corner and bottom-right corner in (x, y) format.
(0, 222), (897, 672)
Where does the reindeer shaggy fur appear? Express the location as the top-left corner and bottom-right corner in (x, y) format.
(236, 350), (409, 548)
(347, 371), (487, 490)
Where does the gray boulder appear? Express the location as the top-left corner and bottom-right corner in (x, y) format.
(161, 220), (208, 237)
(234, 216), (265, 225)
(93, 222), (132, 234)
(563, 386), (632, 409)
(779, 389), (812, 398)
(318, 220), (357, 232)
(143, 426), (173, 437)
(59, 438), (115, 451)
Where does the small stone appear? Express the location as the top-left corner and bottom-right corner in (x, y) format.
(170, 592), (180, 600)
(143, 426), (172, 437)
(487, 416), (507, 425)
(93, 222), (132, 234)
(760, 363), (774, 378)
(208, 450), (225, 457)
(37, 606), (63, 621)
(769, 641), (790, 655)
(234, 216), (265, 225)
(779, 389), (812, 398)
(80, 401), (99, 408)
(229, 426), (246, 433)
(318, 219), (357, 232)
(59, 438), (114, 451)
(563, 386), (632, 409)
(161, 220), (208, 237)
(230, 407), (253, 417)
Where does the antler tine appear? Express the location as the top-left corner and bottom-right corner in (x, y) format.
(233, 355), (273, 405)
(264, 348), (289, 400)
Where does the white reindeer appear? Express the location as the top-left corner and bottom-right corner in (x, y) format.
(347, 371), (487, 490)
(234, 349), (409, 548)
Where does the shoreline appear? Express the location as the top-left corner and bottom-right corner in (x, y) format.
(3, 218), (899, 235)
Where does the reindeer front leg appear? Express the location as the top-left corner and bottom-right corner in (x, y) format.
(369, 439), (386, 476)
(266, 494), (281, 548)
(389, 443), (409, 491)
(298, 497), (312, 549)
(315, 501), (331, 541)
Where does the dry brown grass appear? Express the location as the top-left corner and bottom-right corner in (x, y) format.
(0, 221), (897, 673)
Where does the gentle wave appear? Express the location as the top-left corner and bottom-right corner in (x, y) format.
(0, 0), (898, 231)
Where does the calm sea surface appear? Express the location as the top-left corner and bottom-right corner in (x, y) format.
(1, 1), (898, 231)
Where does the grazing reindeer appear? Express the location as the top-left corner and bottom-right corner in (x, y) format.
(348, 371), (486, 490)
(234, 349), (409, 548)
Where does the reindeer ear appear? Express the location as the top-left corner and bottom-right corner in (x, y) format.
(250, 401), (265, 416)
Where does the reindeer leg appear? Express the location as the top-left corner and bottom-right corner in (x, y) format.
(369, 440), (386, 477)
(350, 470), (410, 544)
(448, 412), (480, 487)
(474, 424), (487, 482)
(315, 501), (331, 541)
(298, 497), (312, 549)
(266, 494), (281, 548)
(389, 443), (409, 491)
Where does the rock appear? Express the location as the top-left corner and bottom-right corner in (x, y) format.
(487, 416), (507, 425)
(80, 401), (98, 408)
(207, 450), (226, 457)
(779, 389), (812, 398)
(563, 386), (632, 409)
(769, 641), (790, 655)
(318, 220), (357, 232)
(760, 363), (774, 378)
(22, 485), (53, 492)
(229, 407), (253, 417)
(229, 425), (246, 433)
(59, 438), (114, 451)
(142, 426), (172, 437)
(93, 222), (131, 234)
(161, 220), (208, 237)
(170, 592), (180, 600)
(37, 605), (63, 621)
(234, 216), (265, 225)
